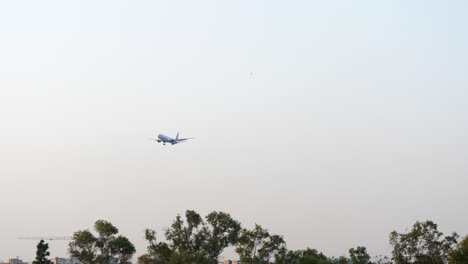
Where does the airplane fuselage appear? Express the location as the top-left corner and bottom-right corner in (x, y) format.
(153, 132), (192, 145)
(157, 134), (177, 145)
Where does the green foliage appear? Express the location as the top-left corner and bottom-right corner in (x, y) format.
(132, 212), (468, 264)
(274, 249), (300, 264)
(331, 256), (349, 264)
(202, 211), (242, 263)
(349, 246), (372, 264)
(449, 236), (468, 264)
(373, 255), (391, 264)
(275, 248), (345, 264)
(137, 229), (172, 264)
(389, 220), (458, 264)
(297, 248), (328, 264)
(95, 220), (119, 238)
(235, 224), (286, 264)
(165, 210), (206, 255)
(299, 248), (335, 264)
(69, 220), (136, 264)
(33, 240), (53, 264)
(140, 210), (241, 264)
(137, 254), (155, 264)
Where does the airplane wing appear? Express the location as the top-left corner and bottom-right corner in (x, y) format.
(177, 138), (193, 141)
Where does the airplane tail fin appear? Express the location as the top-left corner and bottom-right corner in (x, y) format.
(176, 132), (179, 141)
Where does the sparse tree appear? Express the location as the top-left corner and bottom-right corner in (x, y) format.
(69, 220), (136, 264)
(332, 256), (350, 264)
(235, 224), (286, 264)
(349, 246), (372, 264)
(137, 254), (155, 264)
(162, 210), (210, 264)
(140, 210), (241, 264)
(274, 249), (300, 264)
(299, 248), (334, 264)
(165, 210), (206, 255)
(373, 255), (391, 264)
(449, 236), (468, 264)
(33, 240), (53, 264)
(137, 229), (172, 264)
(276, 248), (342, 264)
(202, 211), (241, 264)
(389, 220), (458, 264)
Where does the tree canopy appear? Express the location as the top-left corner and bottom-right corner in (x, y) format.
(140, 210), (241, 264)
(33, 240), (53, 264)
(69, 220), (136, 264)
(449, 236), (468, 264)
(389, 220), (458, 264)
(235, 224), (286, 264)
(350, 246), (372, 264)
(57, 211), (468, 264)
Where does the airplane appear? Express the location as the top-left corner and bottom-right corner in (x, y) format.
(150, 132), (193, 145)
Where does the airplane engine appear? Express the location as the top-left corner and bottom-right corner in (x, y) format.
(157, 140), (161, 143)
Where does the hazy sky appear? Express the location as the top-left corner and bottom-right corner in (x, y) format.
(1, 0), (467, 262)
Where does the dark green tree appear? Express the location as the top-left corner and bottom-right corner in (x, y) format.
(140, 210), (241, 264)
(331, 256), (349, 264)
(299, 248), (334, 264)
(389, 220), (458, 264)
(137, 229), (172, 264)
(165, 210), (206, 255)
(274, 249), (300, 264)
(137, 254), (156, 264)
(299, 248), (331, 264)
(33, 240), (53, 264)
(449, 236), (468, 264)
(349, 246), (372, 264)
(235, 224), (286, 264)
(162, 210), (210, 264)
(69, 220), (136, 264)
(275, 248), (338, 264)
(373, 255), (391, 264)
(202, 211), (241, 264)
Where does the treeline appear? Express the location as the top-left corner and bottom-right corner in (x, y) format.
(32, 210), (468, 264)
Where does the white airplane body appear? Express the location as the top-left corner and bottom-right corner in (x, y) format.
(151, 133), (192, 145)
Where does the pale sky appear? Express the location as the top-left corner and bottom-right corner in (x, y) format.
(1, 0), (467, 262)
